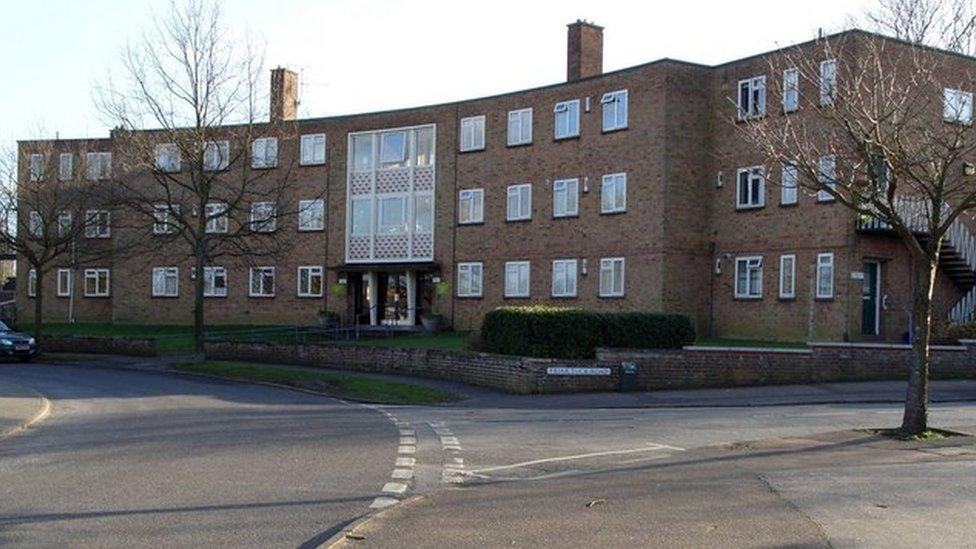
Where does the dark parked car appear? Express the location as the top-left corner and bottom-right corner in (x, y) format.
(0, 321), (37, 362)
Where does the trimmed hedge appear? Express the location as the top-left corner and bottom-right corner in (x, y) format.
(481, 306), (695, 359)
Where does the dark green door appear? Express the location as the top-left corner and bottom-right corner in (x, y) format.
(861, 262), (880, 335)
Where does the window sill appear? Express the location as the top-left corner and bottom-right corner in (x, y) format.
(815, 296), (835, 302)
(151, 295), (179, 299)
(83, 295), (111, 299)
(506, 142), (533, 149)
(735, 204), (765, 211)
(248, 295), (276, 299)
(778, 296), (796, 302)
(733, 296), (762, 301)
(779, 202), (798, 208)
(599, 294), (626, 299)
(602, 126), (628, 134)
(553, 214), (580, 220)
(297, 228), (325, 233)
(456, 295), (483, 300)
(458, 221), (485, 227)
(458, 147), (486, 154)
(551, 294), (578, 299)
(554, 134), (580, 142)
(816, 198), (836, 204)
(297, 294), (324, 299)
(299, 162), (327, 167)
(506, 217), (532, 223)
(503, 295), (531, 299)
(204, 295), (228, 299)
(251, 165), (278, 170)
(600, 209), (627, 216)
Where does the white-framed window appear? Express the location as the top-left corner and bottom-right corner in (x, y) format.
(380, 131), (408, 167)
(250, 201), (277, 233)
(249, 266), (275, 297)
(506, 184), (532, 221)
(377, 196), (408, 234)
(28, 211), (43, 237)
(459, 189), (484, 224)
(817, 154), (837, 202)
(151, 266), (179, 297)
(300, 133), (327, 166)
(29, 154), (44, 181)
(349, 197), (371, 236)
(552, 178), (579, 218)
(154, 143), (181, 173)
(203, 140), (230, 171)
(297, 266), (324, 297)
(820, 59), (837, 106)
(779, 254), (796, 299)
(507, 108), (533, 146)
(57, 268), (72, 297)
(84, 268), (110, 297)
(736, 166), (765, 209)
(737, 76), (766, 119)
(59, 153), (73, 180)
(205, 202), (228, 234)
(414, 194), (433, 234)
(459, 116), (485, 152)
(85, 210), (111, 238)
(85, 152), (112, 180)
(57, 211), (72, 236)
(251, 137), (278, 169)
(816, 252), (835, 299)
(600, 257), (625, 297)
(456, 262), (483, 297)
(551, 259), (578, 298)
(601, 173), (627, 213)
(298, 199), (325, 231)
(554, 99), (580, 139)
(504, 261), (530, 298)
(734, 256), (763, 299)
(781, 163), (798, 205)
(602, 89), (628, 131)
(943, 88), (973, 124)
(153, 204), (179, 234)
(783, 68), (799, 113)
(27, 269), (36, 298)
(351, 134), (373, 172)
(203, 266), (227, 297)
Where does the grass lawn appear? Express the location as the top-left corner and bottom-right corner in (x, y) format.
(349, 331), (470, 351)
(37, 323), (471, 354)
(693, 337), (808, 349)
(172, 360), (459, 405)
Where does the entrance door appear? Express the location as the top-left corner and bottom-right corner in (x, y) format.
(861, 262), (881, 336)
(379, 272), (411, 326)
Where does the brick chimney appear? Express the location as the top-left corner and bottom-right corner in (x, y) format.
(270, 67), (299, 122)
(567, 20), (603, 82)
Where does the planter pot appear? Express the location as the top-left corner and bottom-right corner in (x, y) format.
(420, 314), (443, 332)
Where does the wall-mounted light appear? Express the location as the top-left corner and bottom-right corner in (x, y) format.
(584, 96), (591, 112)
(583, 176), (589, 193)
(714, 258), (722, 275)
(964, 162), (976, 177)
(581, 258), (588, 276)
(716, 171), (724, 188)
(337, 276), (348, 285)
(432, 276), (442, 284)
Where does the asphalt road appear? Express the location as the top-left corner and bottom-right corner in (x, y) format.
(0, 363), (396, 548)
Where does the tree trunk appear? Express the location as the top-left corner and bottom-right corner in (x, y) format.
(193, 242), (206, 361)
(901, 256), (938, 435)
(33, 267), (44, 341)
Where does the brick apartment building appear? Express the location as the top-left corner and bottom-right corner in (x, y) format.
(17, 22), (976, 342)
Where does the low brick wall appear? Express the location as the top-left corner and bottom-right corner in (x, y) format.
(203, 340), (619, 394)
(597, 341), (976, 390)
(41, 335), (158, 357)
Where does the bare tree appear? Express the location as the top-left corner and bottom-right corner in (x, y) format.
(736, 0), (976, 435)
(0, 141), (116, 340)
(97, 0), (308, 358)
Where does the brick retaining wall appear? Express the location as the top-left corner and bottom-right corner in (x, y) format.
(41, 335), (158, 357)
(203, 340), (619, 394)
(597, 341), (976, 390)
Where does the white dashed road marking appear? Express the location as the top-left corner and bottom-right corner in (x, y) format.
(366, 406), (420, 510)
(428, 422), (468, 485)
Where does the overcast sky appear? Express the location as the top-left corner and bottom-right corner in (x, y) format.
(0, 0), (876, 146)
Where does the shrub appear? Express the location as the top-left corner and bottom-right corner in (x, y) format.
(481, 307), (695, 358)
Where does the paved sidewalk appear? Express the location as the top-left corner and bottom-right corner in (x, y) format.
(336, 429), (976, 548)
(0, 377), (48, 440)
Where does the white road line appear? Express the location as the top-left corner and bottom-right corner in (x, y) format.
(398, 445), (416, 454)
(369, 497), (399, 509)
(469, 444), (685, 474)
(440, 436), (460, 445)
(399, 429), (415, 437)
(391, 468), (414, 480)
(395, 457), (416, 467)
(382, 482), (407, 494)
(399, 437), (417, 445)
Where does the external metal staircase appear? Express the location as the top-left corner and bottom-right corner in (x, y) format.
(856, 196), (976, 324)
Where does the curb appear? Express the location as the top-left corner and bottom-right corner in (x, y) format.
(0, 386), (52, 442)
(323, 492), (432, 548)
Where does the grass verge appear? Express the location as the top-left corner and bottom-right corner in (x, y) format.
(171, 360), (459, 405)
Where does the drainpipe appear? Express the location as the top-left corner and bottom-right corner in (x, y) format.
(708, 241), (716, 337)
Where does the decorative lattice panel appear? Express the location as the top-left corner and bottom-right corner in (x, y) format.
(374, 234), (410, 259)
(350, 172), (372, 196)
(376, 168), (411, 194)
(414, 166), (435, 192)
(348, 236), (371, 261)
(411, 233), (433, 259)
